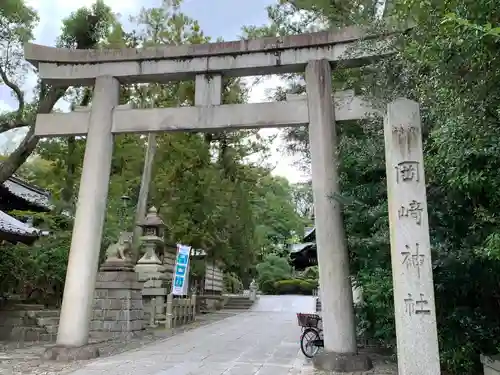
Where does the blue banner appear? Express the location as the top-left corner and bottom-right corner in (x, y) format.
(172, 244), (191, 295)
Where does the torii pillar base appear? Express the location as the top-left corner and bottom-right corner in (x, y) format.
(313, 351), (373, 372)
(43, 345), (100, 361)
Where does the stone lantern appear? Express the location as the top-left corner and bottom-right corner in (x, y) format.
(139, 206), (165, 238)
(134, 206), (168, 324)
(136, 206), (165, 265)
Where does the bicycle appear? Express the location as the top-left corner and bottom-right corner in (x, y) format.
(296, 313), (324, 358)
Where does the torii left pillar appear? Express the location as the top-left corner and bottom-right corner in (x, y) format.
(44, 76), (119, 360)
(306, 60), (372, 372)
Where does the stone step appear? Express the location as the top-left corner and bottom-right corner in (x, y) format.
(227, 296), (250, 301)
(225, 296), (254, 309)
(0, 316), (25, 325)
(224, 307), (253, 310)
(9, 326), (57, 341)
(32, 310), (60, 318)
(225, 301), (253, 306)
(11, 304), (45, 310)
(224, 303), (254, 310)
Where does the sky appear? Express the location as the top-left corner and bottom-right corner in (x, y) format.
(0, 0), (308, 183)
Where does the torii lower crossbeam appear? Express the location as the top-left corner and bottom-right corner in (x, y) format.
(34, 91), (378, 137)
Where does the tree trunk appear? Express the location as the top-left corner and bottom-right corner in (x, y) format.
(61, 136), (76, 205)
(132, 132), (157, 261)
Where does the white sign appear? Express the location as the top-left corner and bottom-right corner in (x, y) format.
(172, 244), (191, 295)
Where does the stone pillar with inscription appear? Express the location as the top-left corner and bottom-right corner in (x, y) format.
(384, 98), (440, 375)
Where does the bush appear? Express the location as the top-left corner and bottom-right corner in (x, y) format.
(0, 230), (71, 307)
(300, 266), (319, 281)
(256, 254), (292, 294)
(273, 278), (318, 295)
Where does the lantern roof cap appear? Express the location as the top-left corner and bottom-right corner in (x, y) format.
(137, 206), (165, 227)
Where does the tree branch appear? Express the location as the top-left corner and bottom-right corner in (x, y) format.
(0, 85), (67, 184)
(0, 58), (25, 121)
(0, 118), (31, 133)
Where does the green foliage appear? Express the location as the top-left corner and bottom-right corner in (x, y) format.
(273, 279), (318, 295)
(0, 0), (38, 45)
(189, 259), (206, 279)
(57, 0), (115, 48)
(355, 268), (395, 346)
(0, 213), (71, 306)
(223, 272), (243, 294)
(255, 254), (292, 294)
(299, 266), (319, 281)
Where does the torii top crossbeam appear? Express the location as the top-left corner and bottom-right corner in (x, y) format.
(24, 25), (395, 86)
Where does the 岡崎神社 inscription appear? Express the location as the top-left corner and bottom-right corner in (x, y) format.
(395, 160), (420, 183)
(398, 200), (423, 225)
(384, 99), (440, 375)
(393, 124), (420, 155)
(401, 243), (425, 278)
(404, 293), (432, 316)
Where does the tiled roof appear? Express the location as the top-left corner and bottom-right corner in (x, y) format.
(0, 209), (39, 237)
(2, 176), (52, 210)
(303, 227), (315, 242)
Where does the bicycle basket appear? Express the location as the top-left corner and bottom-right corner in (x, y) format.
(297, 313), (320, 328)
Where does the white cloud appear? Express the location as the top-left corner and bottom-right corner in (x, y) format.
(0, 100), (13, 113)
(246, 75), (309, 184)
(0, 99), (28, 154)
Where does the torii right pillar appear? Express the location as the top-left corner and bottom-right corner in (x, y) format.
(306, 59), (372, 372)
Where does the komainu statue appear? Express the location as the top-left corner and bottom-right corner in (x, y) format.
(101, 232), (134, 270)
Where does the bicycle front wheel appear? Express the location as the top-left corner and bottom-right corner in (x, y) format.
(300, 328), (321, 358)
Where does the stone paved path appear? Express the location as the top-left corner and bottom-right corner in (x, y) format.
(69, 309), (312, 375)
(1, 296), (397, 375)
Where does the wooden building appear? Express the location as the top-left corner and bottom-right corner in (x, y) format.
(289, 227), (317, 270)
(0, 176), (51, 245)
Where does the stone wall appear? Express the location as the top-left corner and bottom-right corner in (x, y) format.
(0, 306), (59, 342)
(90, 271), (144, 339)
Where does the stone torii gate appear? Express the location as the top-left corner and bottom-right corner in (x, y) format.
(25, 25), (440, 374)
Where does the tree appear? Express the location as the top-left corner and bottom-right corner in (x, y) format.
(0, 0), (115, 183)
(290, 181), (314, 219)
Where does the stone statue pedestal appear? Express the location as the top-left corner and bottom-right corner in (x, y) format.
(90, 263), (145, 340)
(134, 213), (169, 326)
(100, 260), (135, 272)
(135, 256), (168, 325)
